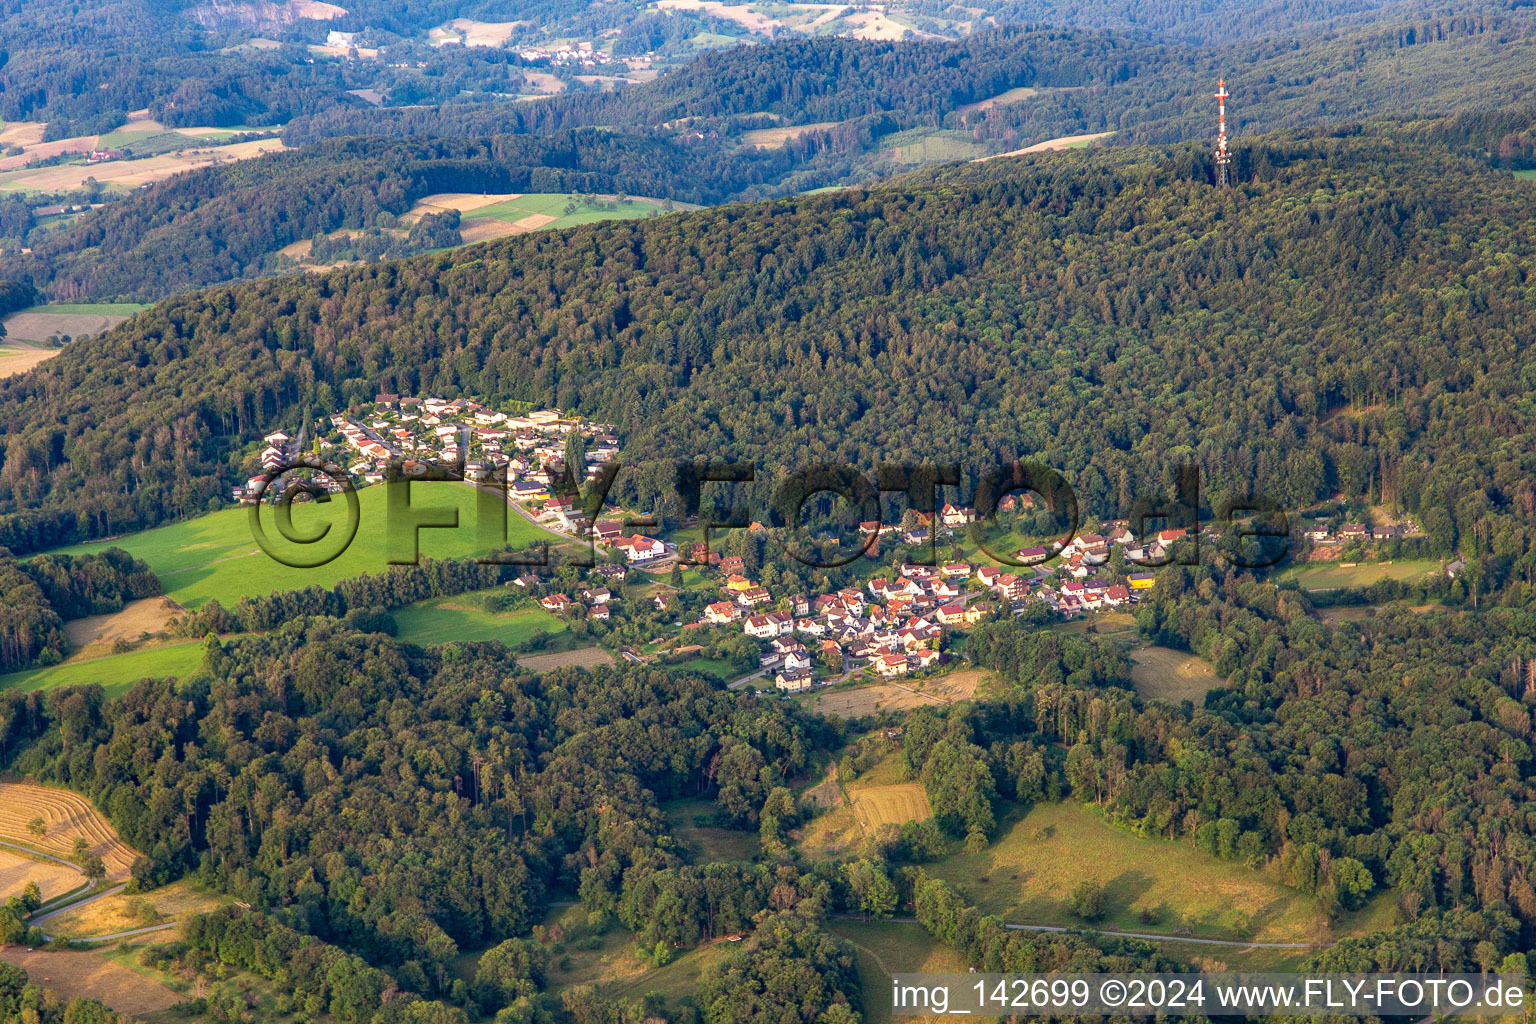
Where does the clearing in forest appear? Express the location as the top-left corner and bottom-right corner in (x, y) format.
(928, 801), (1353, 944)
(1129, 646), (1222, 703)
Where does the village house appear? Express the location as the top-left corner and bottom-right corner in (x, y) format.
(705, 601), (739, 625)
(745, 614), (789, 639)
(540, 594), (575, 612)
(736, 586), (771, 607)
(936, 603), (984, 626)
(614, 535), (666, 562)
(775, 667), (813, 692)
(875, 653), (911, 678)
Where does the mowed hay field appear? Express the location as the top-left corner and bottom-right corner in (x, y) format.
(929, 802), (1333, 944)
(799, 755), (933, 858)
(0, 783), (137, 881)
(804, 668), (987, 718)
(0, 137), (285, 192)
(41, 481), (555, 609)
(852, 782), (931, 831)
(2, 302), (146, 343)
(0, 344), (59, 378)
(0, 948), (180, 1015)
(0, 850), (82, 903)
(62, 596), (180, 658)
(411, 192), (685, 244)
(1129, 646), (1222, 703)
(515, 646), (615, 672)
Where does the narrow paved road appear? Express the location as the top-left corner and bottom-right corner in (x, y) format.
(834, 915), (1322, 950)
(31, 883), (128, 928)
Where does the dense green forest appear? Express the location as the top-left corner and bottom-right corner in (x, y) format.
(10, 6), (1536, 301)
(0, 548), (160, 672)
(5, 129), (1536, 595)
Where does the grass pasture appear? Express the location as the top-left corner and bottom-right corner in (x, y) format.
(1129, 645), (1222, 703)
(929, 802), (1333, 944)
(42, 879), (223, 940)
(0, 782), (138, 881)
(879, 128), (988, 164)
(0, 948), (179, 1017)
(1278, 558), (1440, 592)
(663, 798), (759, 862)
(0, 641), (207, 697)
(413, 192), (684, 246)
(40, 481), (555, 609)
(829, 920), (967, 1024)
(393, 589), (566, 648)
(1516, 170), (1536, 180)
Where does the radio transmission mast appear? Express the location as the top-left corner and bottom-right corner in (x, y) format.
(1215, 78), (1232, 186)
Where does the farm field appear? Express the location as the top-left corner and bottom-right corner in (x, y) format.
(411, 191), (686, 245)
(1129, 645), (1222, 703)
(801, 667), (986, 717)
(880, 128), (988, 163)
(1316, 601), (1443, 624)
(955, 85), (1039, 116)
(852, 782), (932, 831)
(393, 588), (566, 647)
(0, 782), (138, 880)
(0, 948), (180, 1016)
(739, 121), (842, 148)
(515, 646), (615, 672)
(980, 130), (1116, 161)
(0, 850), (82, 903)
(829, 920), (968, 1024)
(798, 753), (933, 859)
(928, 802), (1347, 944)
(42, 879), (223, 940)
(3, 301), (147, 344)
(0, 343), (59, 378)
(1516, 169), (1536, 180)
(62, 596), (181, 658)
(1277, 558), (1441, 591)
(0, 137), (284, 192)
(0, 640), (206, 696)
(40, 481), (556, 609)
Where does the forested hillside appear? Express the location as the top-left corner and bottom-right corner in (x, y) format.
(11, 6), (1536, 302)
(4, 130), (1536, 591)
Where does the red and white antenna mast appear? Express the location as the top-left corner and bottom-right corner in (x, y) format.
(1215, 78), (1232, 186)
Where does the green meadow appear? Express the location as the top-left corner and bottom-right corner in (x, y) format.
(42, 481), (557, 609)
(1275, 558), (1441, 592)
(16, 302), (149, 316)
(1516, 170), (1536, 181)
(392, 588), (567, 647)
(0, 641), (207, 697)
(463, 193), (676, 228)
